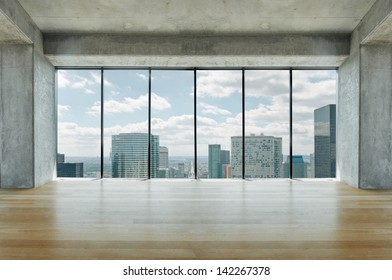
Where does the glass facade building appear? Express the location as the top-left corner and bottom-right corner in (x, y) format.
(314, 104), (336, 178)
(112, 133), (159, 178)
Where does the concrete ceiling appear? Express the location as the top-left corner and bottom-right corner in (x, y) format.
(18, 0), (376, 35)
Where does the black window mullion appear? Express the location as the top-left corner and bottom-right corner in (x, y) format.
(100, 68), (104, 179)
(242, 68), (245, 179)
(194, 68), (197, 179)
(289, 68), (293, 179)
(148, 68), (152, 179)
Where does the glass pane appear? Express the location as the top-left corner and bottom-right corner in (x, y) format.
(151, 70), (194, 178)
(197, 70), (242, 179)
(57, 69), (101, 178)
(245, 70), (289, 179)
(293, 70), (337, 178)
(103, 70), (149, 178)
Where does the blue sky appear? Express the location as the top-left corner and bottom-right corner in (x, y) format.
(58, 69), (336, 158)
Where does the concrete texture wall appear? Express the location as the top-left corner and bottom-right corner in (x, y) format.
(43, 34), (350, 67)
(0, 45), (55, 188)
(0, 46), (2, 185)
(33, 49), (56, 187)
(337, 51), (360, 187)
(0, 44), (34, 188)
(359, 45), (392, 188)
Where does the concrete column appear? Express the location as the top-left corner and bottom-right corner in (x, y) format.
(33, 50), (56, 187)
(338, 43), (392, 189)
(0, 44), (55, 188)
(0, 45), (34, 188)
(337, 49), (360, 187)
(359, 45), (392, 188)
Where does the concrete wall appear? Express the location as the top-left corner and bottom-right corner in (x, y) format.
(0, 0), (55, 188)
(0, 44), (55, 188)
(0, 47), (2, 185)
(337, 51), (360, 187)
(43, 34), (350, 67)
(359, 45), (392, 188)
(33, 49), (56, 187)
(0, 44), (34, 188)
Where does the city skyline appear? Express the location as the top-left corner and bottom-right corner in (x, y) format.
(58, 123), (334, 179)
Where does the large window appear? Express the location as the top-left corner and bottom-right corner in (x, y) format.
(293, 70), (337, 178)
(151, 70), (194, 179)
(57, 69), (101, 178)
(197, 70), (242, 179)
(57, 68), (337, 180)
(245, 70), (290, 178)
(104, 70), (149, 178)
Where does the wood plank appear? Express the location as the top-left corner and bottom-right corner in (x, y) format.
(1, 180), (392, 259)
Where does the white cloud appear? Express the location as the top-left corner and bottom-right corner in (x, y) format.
(199, 102), (232, 116)
(84, 89), (96, 95)
(91, 71), (112, 87)
(245, 70), (289, 98)
(86, 92), (171, 117)
(58, 122), (101, 157)
(136, 73), (148, 81)
(71, 76), (95, 89)
(57, 70), (71, 88)
(57, 70), (108, 95)
(197, 70), (242, 98)
(58, 104), (70, 117)
(151, 92), (171, 111)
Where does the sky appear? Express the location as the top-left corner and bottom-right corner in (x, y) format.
(57, 69), (336, 158)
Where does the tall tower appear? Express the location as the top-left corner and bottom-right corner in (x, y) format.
(208, 144), (222, 178)
(159, 146), (169, 168)
(314, 104), (336, 178)
(111, 133), (159, 178)
(220, 150), (230, 178)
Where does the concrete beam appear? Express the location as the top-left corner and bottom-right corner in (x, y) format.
(353, 0), (392, 45)
(44, 34), (350, 67)
(0, 0), (43, 48)
(0, 8), (30, 43)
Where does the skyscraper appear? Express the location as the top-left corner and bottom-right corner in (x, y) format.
(57, 162), (84, 177)
(158, 146), (169, 178)
(208, 144), (222, 178)
(56, 153), (83, 177)
(314, 104), (336, 178)
(220, 150), (231, 178)
(159, 146), (169, 168)
(111, 133), (159, 178)
(231, 134), (282, 178)
(57, 153), (65, 164)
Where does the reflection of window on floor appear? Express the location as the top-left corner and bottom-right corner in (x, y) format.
(57, 68), (337, 179)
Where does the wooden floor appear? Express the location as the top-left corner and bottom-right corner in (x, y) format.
(1, 179), (392, 260)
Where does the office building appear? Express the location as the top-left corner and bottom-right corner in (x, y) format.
(314, 104), (336, 178)
(232, 134), (282, 178)
(57, 153), (65, 164)
(56, 153), (83, 177)
(159, 146), (169, 168)
(220, 150), (230, 178)
(178, 162), (185, 178)
(208, 144), (222, 178)
(57, 162), (83, 177)
(111, 133), (159, 178)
